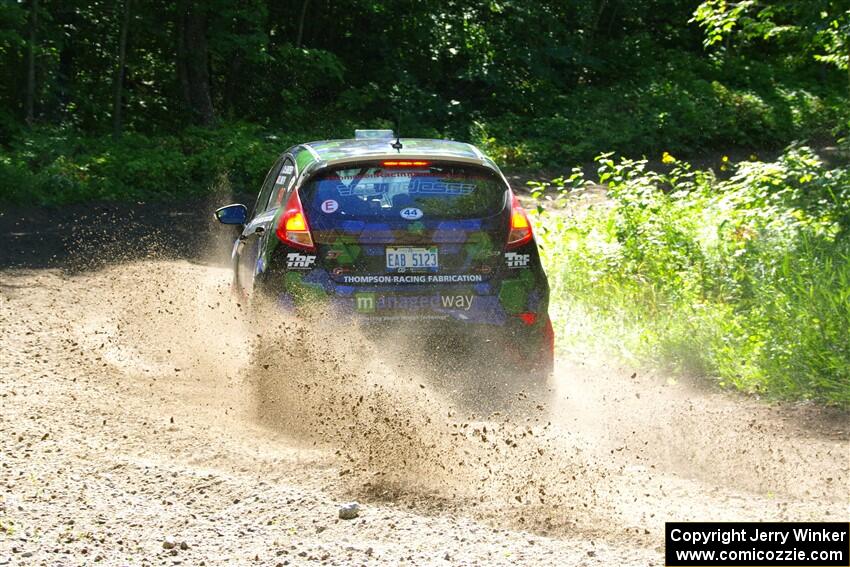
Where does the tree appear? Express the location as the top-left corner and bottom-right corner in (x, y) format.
(295, 0), (309, 48)
(176, 0), (214, 125)
(25, 0), (38, 125)
(692, 0), (850, 93)
(813, 9), (850, 94)
(112, 0), (131, 137)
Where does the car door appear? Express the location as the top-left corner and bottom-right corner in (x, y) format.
(234, 156), (284, 294)
(235, 156), (297, 294)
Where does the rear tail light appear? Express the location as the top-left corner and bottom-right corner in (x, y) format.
(506, 192), (533, 249)
(276, 190), (315, 251)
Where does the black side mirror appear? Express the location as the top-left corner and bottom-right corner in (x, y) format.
(214, 204), (248, 225)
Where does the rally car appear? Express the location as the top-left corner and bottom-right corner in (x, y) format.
(215, 130), (553, 384)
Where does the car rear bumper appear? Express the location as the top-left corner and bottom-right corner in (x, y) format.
(269, 285), (553, 373)
(265, 271), (547, 324)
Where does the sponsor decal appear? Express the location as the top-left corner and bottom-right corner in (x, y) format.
(281, 165), (295, 174)
(252, 210), (277, 224)
(340, 274), (483, 284)
(276, 174), (287, 185)
(505, 252), (530, 268)
(360, 314), (450, 322)
(326, 238), (361, 265)
(286, 252), (316, 270)
(321, 199), (339, 213)
(354, 294), (475, 312)
(335, 178), (476, 198)
(439, 294), (474, 310)
(399, 207), (423, 220)
(354, 292), (376, 313)
(408, 181), (475, 195)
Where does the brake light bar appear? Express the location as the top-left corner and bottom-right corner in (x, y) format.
(381, 160), (430, 167)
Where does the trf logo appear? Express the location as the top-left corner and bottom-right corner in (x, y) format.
(286, 253), (316, 269)
(505, 252), (530, 268)
(355, 293), (376, 313)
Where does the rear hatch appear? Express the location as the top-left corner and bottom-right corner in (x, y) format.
(300, 160), (510, 286)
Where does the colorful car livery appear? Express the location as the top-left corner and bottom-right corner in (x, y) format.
(215, 131), (553, 381)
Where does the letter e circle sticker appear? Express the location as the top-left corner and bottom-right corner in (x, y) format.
(400, 207), (423, 220)
(321, 199), (339, 213)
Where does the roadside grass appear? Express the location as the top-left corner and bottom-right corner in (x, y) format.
(536, 146), (850, 406)
(2, 119), (848, 407)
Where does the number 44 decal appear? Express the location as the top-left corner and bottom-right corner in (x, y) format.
(400, 207), (423, 220)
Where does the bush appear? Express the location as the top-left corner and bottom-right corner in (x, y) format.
(537, 146), (850, 405)
(472, 55), (847, 168)
(0, 122), (310, 205)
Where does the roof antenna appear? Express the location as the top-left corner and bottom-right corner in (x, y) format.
(391, 113), (403, 152)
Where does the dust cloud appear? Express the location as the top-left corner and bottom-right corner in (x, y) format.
(46, 256), (850, 537)
(1, 205), (846, 562)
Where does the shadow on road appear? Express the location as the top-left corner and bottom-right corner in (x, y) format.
(0, 196), (252, 272)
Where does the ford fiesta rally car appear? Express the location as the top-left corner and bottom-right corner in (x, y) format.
(215, 130), (553, 385)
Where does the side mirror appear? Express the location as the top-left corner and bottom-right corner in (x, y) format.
(214, 204), (247, 225)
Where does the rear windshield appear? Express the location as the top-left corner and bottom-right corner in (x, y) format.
(301, 162), (507, 220)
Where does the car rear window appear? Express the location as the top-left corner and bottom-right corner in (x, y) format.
(300, 162), (507, 220)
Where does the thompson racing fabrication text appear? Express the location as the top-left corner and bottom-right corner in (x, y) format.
(341, 274), (483, 284)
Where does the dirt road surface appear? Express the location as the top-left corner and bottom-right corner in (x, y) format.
(1, 203), (847, 566)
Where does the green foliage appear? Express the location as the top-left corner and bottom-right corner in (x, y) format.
(813, 11), (850, 74)
(692, 0), (850, 79)
(537, 147), (850, 406)
(471, 52), (847, 168)
(1, 0), (847, 170)
(0, 0), (846, 412)
(692, 0), (757, 48)
(0, 122), (306, 205)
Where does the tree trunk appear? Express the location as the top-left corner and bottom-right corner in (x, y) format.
(224, 51), (243, 115)
(112, 0), (132, 138)
(57, 40), (73, 114)
(176, 0), (191, 110)
(54, 2), (76, 118)
(26, 0), (39, 126)
(176, 1), (214, 125)
(295, 0), (310, 48)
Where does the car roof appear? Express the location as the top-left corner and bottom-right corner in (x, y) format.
(291, 138), (495, 172)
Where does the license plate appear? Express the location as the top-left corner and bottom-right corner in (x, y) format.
(386, 246), (438, 272)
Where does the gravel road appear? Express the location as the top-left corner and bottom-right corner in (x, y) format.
(0, 202), (847, 566)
